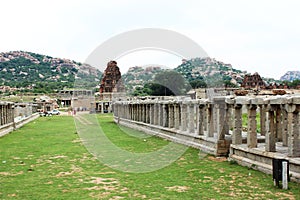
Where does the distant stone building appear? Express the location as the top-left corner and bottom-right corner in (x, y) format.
(97, 61), (125, 113)
(241, 72), (266, 89)
(57, 90), (94, 111)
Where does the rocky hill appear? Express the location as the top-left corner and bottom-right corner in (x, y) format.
(123, 57), (250, 91)
(122, 65), (163, 90)
(0, 51), (102, 93)
(175, 57), (247, 86)
(280, 71), (300, 81)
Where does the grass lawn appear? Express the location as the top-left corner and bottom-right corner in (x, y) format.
(1, 114), (299, 199)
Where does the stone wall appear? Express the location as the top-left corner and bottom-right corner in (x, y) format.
(113, 95), (300, 182)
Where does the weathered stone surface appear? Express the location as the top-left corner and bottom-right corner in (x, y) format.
(225, 96), (235, 104)
(251, 97), (264, 105)
(292, 97), (300, 104)
(235, 97), (252, 105)
(269, 97), (288, 104)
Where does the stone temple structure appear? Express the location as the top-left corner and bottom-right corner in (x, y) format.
(97, 61), (125, 112)
(113, 95), (300, 182)
(241, 72), (266, 89)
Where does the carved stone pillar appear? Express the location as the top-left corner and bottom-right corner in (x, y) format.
(180, 103), (187, 131)
(174, 104), (180, 129)
(162, 103), (168, 127)
(153, 103), (158, 125)
(286, 104), (300, 157)
(207, 104), (214, 137)
(158, 103), (164, 126)
(188, 103), (195, 134)
(232, 104), (242, 145)
(146, 104), (151, 124)
(215, 97), (227, 140)
(247, 104), (257, 148)
(198, 104), (205, 135)
(149, 104), (153, 124)
(168, 103), (174, 128)
(282, 107), (288, 146)
(265, 106), (276, 152)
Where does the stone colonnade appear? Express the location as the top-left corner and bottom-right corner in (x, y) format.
(113, 96), (300, 157)
(0, 102), (14, 126)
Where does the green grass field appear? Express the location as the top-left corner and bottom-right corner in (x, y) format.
(1, 114), (299, 199)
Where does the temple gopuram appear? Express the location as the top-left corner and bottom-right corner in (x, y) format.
(96, 61), (125, 113)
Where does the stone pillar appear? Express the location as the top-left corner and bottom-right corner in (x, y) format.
(259, 105), (266, 136)
(146, 104), (151, 123)
(282, 107), (288, 146)
(180, 103), (187, 131)
(159, 103), (164, 126)
(207, 104), (214, 137)
(203, 105), (207, 132)
(4, 105), (7, 124)
(286, 104), (300, 157)
(139, 104), (142, 122)
(213, 104), (218, 138)
(135, 104), (139, 121)
(138, 104), (141, 121)
(195, 104), (199, 131)
(265, 106), (276, 152)
(153, 103), (158, 125)
(247, 104), (257, 148)
(198, 104), (205, 135)
(149, 104), (154, 124)
(142, 104), (145, 122)
(174, 104), (180, 130)
(130, 104), (133, 120)
(225, 105), (232, 135)
(188, 103), (195, 134)
(134, 104), (137, 121)
(0, 105), (2, 125)
(162, 103), (168, 127)
(142, 104), (146, 123)
(215, 97), (227, 140)
(168, 103), (174, 128)
(123, 104), (126, 119)
(232, 104), (243, 145)
(131, 104), (134, 120)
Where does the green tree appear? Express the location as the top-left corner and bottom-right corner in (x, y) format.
(190, 80), (207, 88)
(151, 70), (189, 96)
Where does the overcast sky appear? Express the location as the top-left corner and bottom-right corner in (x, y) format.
(1, 0), (299, 79)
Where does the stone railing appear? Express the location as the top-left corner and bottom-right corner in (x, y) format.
(113, 95), (300, 181)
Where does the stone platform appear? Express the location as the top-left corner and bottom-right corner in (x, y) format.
(230, 142), (300, 182)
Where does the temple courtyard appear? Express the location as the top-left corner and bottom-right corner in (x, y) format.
(1, 114), (300, 199)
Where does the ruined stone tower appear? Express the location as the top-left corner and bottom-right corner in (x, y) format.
(99, 61), (124, 101)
